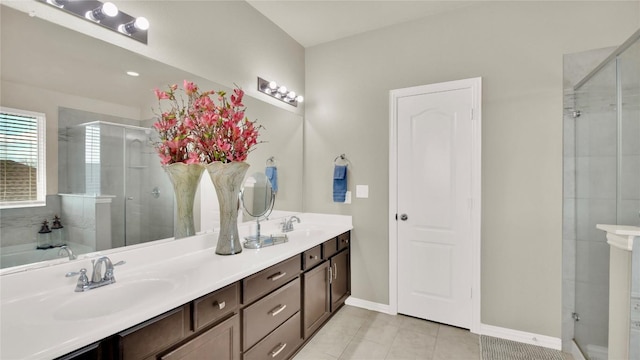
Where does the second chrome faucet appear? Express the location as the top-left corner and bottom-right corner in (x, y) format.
(67, 256), (125, 292)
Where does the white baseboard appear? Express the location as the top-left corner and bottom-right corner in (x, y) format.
(344, 296), (394, 315)
(572, 340), (587, 360)
(480, 323), (562, 351)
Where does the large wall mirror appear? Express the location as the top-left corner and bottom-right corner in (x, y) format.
(0, 5), (303, 270)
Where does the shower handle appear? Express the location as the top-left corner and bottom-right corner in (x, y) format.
(151, 187), (160, 199)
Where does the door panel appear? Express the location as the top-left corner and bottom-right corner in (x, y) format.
(397, 84), (474, 329)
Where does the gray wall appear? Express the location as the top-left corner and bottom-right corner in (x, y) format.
(303, 1), (639, 338)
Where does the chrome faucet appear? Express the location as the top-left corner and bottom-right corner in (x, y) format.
(281, 216), (301, 232)
(58, 245), (77, 260)
(66, 256), (125, 292)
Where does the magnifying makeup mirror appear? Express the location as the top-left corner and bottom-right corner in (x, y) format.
(241, 172), (276, 248)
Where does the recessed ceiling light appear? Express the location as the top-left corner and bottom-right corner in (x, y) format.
(126, 71), (140, 77)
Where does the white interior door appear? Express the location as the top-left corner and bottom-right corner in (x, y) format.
(396, 79), (478, 329)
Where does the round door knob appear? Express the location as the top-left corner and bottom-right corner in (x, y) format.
(400, 214), (408, 221)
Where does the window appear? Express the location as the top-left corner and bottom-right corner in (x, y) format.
(0, 107), (46, 208)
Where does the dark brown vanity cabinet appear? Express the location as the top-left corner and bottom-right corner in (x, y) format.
(116, 282), (240, 360)
(59, 231), (351, 360)
(303, 232), (351, 339)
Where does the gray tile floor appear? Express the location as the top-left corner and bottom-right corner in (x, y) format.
(294, 305), (481, 360)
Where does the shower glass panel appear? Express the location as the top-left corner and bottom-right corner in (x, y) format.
(573, 60), (616, 360)
(618, 40), (640, 227)
(572, 32), (640, 360)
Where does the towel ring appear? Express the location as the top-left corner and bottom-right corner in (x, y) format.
(266, 156), (276, 166)
(334, 154), (349, 165)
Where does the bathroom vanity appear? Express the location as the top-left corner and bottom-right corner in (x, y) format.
(0, 213), (352, 360)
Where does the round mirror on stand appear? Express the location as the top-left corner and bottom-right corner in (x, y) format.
(241, 172), (276, 248)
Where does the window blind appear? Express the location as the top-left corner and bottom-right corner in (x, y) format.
(0, 108), (46, 207)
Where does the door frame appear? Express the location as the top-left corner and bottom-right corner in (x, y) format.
(388, 77), (482, 333)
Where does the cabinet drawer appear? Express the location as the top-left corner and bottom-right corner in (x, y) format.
(119, 305), (189, 360)
(303, 245), (322, 270)
(337, 232), (350, 251)
(322, 237), (338, 259)
(243, 256), (301, 304)
(243, 312), (302, 360)
(160, 314), (240, 360)
(193, 282), (239, 331)
(243, 278), (301, 350)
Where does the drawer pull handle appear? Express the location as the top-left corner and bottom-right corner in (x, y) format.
(213, 301), (225, 310)
(269, 304), (287, 316)
(328, 266), (332, 284)
(270, 343), (287, 358)
(269, 272), (286, 281)
(334, 263), (338, 279)
(310, 255), (318, 260)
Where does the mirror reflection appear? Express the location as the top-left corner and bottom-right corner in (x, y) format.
(0, 5), (303, 270)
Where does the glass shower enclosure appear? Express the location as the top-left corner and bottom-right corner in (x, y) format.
(571, 30), (640, 359)
(59, 118), (174, 251)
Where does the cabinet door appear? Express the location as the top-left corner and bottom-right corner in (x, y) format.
(160, 315), (240, 360)
(330, 250), (350, 312)
(303, 261), (330, 338)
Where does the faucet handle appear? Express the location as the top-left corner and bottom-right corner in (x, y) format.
(74, 268), (90, 292)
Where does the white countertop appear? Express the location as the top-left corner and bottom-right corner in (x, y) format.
(596, 224), (640, 251)
(0, 213), (352, 360)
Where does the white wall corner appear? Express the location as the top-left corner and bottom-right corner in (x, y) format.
(480, 323), (562, 351)
(345, 296), (394, 315)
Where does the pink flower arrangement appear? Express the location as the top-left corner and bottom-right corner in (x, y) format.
(152, 80), (261, 165)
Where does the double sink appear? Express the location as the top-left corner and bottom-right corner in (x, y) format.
(0, 213), (352, 359)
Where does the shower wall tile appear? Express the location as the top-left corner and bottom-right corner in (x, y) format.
(576, 198), (617, 243)
(563, 157), (576, 201)
(619, 200), (640, 226)
(621, 108), (640, 154)
(620, 155), (640, 200)
(563, 198), (576, 240)
(563, 238), (577, 280)
(576, 239), (610, 286)
(575, 156), (617, 200)
(564, 110), (575, 158)
(574, 280), (610, 350)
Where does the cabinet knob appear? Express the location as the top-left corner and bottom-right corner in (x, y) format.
(213, 301), (225, 310)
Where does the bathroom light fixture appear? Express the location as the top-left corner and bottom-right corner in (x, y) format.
(38, 0), (149, 44)
(257, 77), (304, 107)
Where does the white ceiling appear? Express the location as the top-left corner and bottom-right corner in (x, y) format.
(246, 0), (478, 48)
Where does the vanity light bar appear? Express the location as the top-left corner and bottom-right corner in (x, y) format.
(257, 77), (304, 107)
(39, 0), (149, 44)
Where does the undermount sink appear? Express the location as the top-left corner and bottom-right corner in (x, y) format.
(53, 278), (176, 321)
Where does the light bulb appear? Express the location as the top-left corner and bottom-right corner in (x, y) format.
(268, 81), (278, 90)
(86, 2), (118, 21)
(102, 2), (119, 17)
(278, 86), (287, 94)
(296, 95), (304, 103)
(134, 17), (150, 31)
(119, 17), (150, 34)
(286, 91), (296, 99)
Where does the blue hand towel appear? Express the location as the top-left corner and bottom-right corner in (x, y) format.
(333, 165), (347, 202)
(265, 166), (278, 193)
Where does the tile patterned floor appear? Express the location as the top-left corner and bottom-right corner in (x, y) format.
(293, 305), (481, 360)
